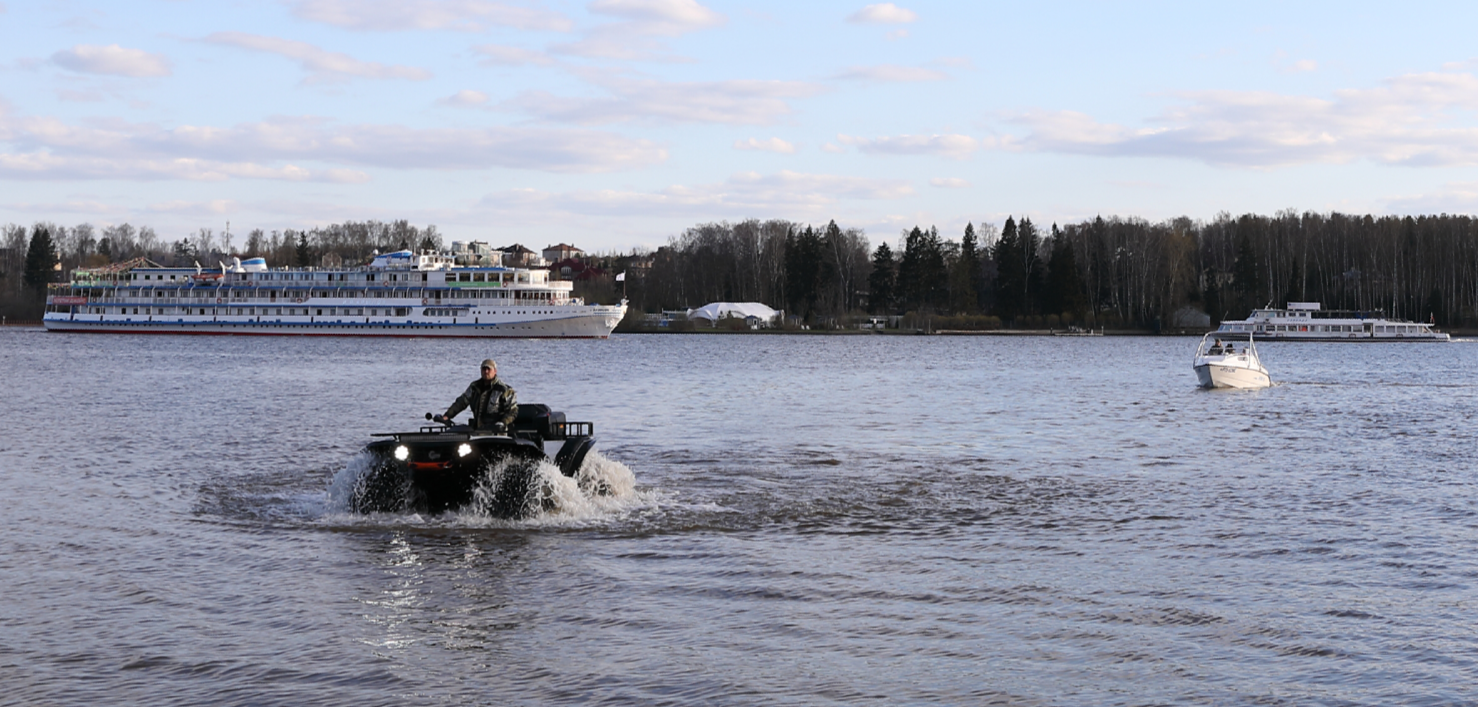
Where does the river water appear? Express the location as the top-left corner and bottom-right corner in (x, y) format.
(1, 330), (1475, 705)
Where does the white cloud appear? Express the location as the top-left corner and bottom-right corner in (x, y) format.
(204, 32), (431, 83)
(929, 177), (969, 188)
(552, 0), (724, 61)
(1385, 182), (1478, 213)
(476, 170), (912, 219)
(51, 44), (171, 77)
(439, 89), (489, 107)
(1005, 70), (1478, 168)
(290, 0), (572, 32)
(473, 44), (558, 67)
(503, 76), (824, 125)
(0, 112), (667, 179)
(146, 199), (236, 215)
(821, 142), (846, 153)
(733, 137), (797, 153)
(838, 133), (981, 158)
(831, 65), (946, 83)
(588, 0), (724, 30)
(1284, 59), (1318, 73)
(0, 152), (369, 183)
(848, 3), (917, 24)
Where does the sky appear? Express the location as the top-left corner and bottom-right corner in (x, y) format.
(4, 0), (1478, 253)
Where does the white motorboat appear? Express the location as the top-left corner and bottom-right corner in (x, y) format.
(1194, 334), (1272, 389)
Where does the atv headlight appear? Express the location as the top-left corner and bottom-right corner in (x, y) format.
(457, 443), (473, 457)
(394, 445), (409, 461)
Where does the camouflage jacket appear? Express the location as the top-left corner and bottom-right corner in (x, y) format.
(444, 376), (518, 429)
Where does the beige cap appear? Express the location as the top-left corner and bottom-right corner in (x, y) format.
(481, 358), (497, 370)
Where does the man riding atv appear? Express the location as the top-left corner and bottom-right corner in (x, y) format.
(434, 358), (517, 433)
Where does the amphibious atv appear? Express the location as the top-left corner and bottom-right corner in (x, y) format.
(351, 404), (598, 518)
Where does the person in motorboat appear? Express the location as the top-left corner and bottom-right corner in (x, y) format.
(434, 358), (518, 433)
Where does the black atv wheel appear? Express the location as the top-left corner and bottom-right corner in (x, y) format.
(351, 455), (410, 513)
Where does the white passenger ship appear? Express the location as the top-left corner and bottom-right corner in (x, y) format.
(43, 249), (626, 338)
(1212, 302), (1448, 342)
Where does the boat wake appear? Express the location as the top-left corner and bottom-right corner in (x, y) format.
(324, 448), (643, 526)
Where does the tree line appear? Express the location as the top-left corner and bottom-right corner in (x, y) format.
(6, 211), (1478, 328)
(617, 212), (1478, 329)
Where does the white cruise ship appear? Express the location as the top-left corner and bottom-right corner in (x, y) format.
(43, 249), (626, 338)
(1212, 302), (1449, 342)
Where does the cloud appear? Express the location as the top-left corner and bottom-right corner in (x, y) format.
(0, 112), (667, 180)
(831, 65), (946, 83)
(820, 142), (846, 154)
(589, 0), (724, 29)
(290, 0), (572, 32)
(1004, 70), (1478, 168)
(552, 0), (724, 61)
(1283, 59), (1318, 74)
(473, 44), (558, 67)
(929, 177), (969, 188)
(838, 133), (981, 158)
(503, 76), (824, 125)
(1385, 182), (1478, 213)
(51, 44), (171, 77)
(146, 199), (236, 215)
(848, 3), (917, 24)
(476, 170), (912, 219)
(0, 152), (370, 183)
(204, 32), (431, 83)
(439, 89), (488, 107)
(733, 137), (797, 153)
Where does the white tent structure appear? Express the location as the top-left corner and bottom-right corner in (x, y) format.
(687, 302), (780, 326)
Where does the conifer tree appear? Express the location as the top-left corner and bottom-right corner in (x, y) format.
(1018, 217), (1043, 314)
(897, 226), (926, 311)
(296, 231), (313, 267)
(1044, 225), (1087, 319)
(867, 242), (896, 314)
(23, 225), (59, 293)
(952, 222), (982, 314)
(993, 217), (1023, 321)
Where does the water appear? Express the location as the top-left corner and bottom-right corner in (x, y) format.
(2, 330), (1476, 705)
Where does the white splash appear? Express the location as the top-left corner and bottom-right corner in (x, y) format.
(321, 448), (647, 527)
(325, 449), (379, 514)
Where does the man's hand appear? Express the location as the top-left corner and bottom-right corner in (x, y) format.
(492, 422), (507, 434)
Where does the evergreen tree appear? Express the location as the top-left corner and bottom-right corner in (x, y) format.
(993, 216), (1023, 321)
(783, 225), (826, 319)
(1018, 217), (1043, 314)
(1232, 229), (1261, 316)
(1285, 257), (1303, 302)
(23, 225), (59, 292)
(920, 226), (948, 311)
(1203, 270), (1223, 326)
(867, 242), (896, 314)
(958, 222), (982, 312)
(897, 226), (927, 311)
(1044, 226), (1087, 319)
(296, 231), (312, 267)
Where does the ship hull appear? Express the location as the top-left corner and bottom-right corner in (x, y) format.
(43, 308), (625, 338)
(1194, 362), (1272, 389)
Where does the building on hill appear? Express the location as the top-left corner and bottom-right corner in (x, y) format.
(549, 258), (607, 281)
(543, 243), (584, 263)
(498, 243), (543, 268)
